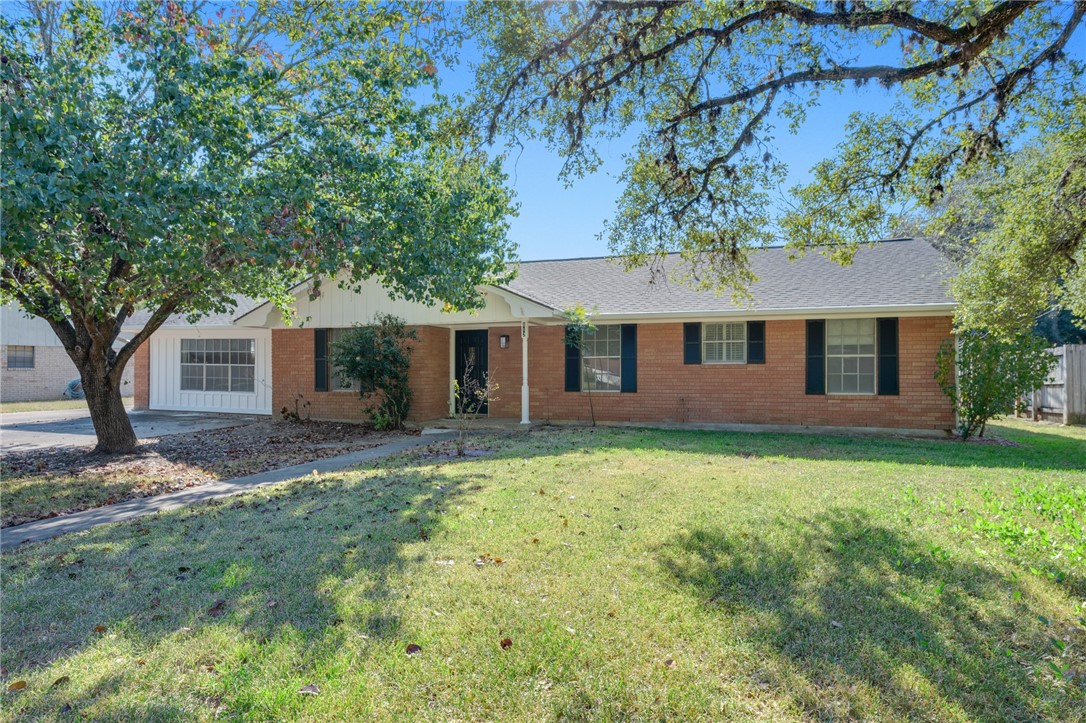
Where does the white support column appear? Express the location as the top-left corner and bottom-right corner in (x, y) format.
(520, 321), (530, 425)
(448, 327), (456, 418)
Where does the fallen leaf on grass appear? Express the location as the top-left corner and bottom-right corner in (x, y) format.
(7, 681), (27, 692)
(500, 638), (513, 650)
(93, 625), (107, 633)
(405, 643), (422, 655)
(266, 600), (277, 608)
(298, 684), (320, 696)
(51, 676), (69, 688)
(831, 620), (844, 629)
(207, 600), (226, 618)
(136, 659), (146, 666)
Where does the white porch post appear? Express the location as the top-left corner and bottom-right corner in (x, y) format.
(520, 321), (530, 425)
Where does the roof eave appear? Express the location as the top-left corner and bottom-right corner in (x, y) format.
(576, 302), (956, 323)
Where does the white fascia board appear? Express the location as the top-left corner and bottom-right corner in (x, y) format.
(581, 303), (956, 324)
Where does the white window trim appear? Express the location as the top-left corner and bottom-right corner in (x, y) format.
(825, 319), (877, 396)
(179, 338), (257, 394)
(702, 322), (746, 364)
(581, 325), (622, 393)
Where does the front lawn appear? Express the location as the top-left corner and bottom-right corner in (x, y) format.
(0, 399), (107, 415)
(2, 421), (1084, 720)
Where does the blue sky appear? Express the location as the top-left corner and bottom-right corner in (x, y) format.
(436, 47), (904, 262)
(488, 92), (900, 261)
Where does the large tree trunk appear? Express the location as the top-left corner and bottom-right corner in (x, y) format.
(82, 360), (137, 454)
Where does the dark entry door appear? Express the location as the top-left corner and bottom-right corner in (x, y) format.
(454, 329), (489, 414)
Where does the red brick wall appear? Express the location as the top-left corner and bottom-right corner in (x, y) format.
(271, 326), (449, 423)
(133, 340), (150, 410)
(268, 317), (955, 431)
(518, 317), (954, 430)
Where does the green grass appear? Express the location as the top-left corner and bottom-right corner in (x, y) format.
(2, 420), (1084, 721)
(1, 472), (185, 528)
(0, 398), (132, 415)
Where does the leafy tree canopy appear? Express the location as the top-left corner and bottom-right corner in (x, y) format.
(464, 0), (1083, 292)
(897, 96), (1085, 338)
(924, 96), (1084, 337)
(0, 0), (515, 452)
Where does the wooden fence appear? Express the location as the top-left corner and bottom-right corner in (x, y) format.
(1022, 344), (1086, 424)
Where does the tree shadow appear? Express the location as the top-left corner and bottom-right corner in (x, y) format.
(656, 509), (1084, 720)
(0, 451), (487, 719)
(530, 421), (1086, 472)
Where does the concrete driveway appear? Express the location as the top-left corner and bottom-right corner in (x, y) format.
(0, 410), (254, 452)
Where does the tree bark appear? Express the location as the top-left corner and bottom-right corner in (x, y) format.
(81, 359), (138, 454)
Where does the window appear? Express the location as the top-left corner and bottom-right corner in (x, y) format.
(826, 319), (876, 394)
(581, 325), (622, 392)
(328, 329), (361, 392)
(6, 345), (34, 369)
(703, 322), (746, 363)
(180, 339), (255, 393)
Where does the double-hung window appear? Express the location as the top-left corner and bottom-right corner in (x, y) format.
(703, 322), (746, 363)
(581, 325), (622, 392)
(328, 328), (361, 392)
(826, 319), (876, 394)
(180, 339), (256, 393)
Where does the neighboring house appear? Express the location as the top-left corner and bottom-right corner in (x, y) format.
(131, 239), (957, 432)
(0, 305), (134, 402)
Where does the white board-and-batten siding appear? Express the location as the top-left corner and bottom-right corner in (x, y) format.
(149, 328), (273, 415)
(236, 276), (553, 329)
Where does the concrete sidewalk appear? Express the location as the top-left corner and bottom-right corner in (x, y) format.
(1, 431), (454, 550)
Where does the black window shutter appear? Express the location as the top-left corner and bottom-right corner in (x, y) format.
(314, 328), (329, 392)
(877, 317), (900, 396)
(746, 321), (766, 364)
(806, 320), (825, 395)
(564, 327), (581, 392)
(620, 324), (637, 393)
(683, 322), (702, 364)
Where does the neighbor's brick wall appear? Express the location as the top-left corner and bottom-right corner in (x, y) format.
(507, 317), (955, 431)
(1, 344), (134, 403)
(271, 326), (450, 422)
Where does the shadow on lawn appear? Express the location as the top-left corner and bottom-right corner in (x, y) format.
(0, 453), (483, 719)
(533, 421), (1086, 472)
(657, 508), (1084, 721)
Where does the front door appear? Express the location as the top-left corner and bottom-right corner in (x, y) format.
(454, 329), (489, 415)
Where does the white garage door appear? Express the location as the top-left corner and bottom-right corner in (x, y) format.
(149, 328), (273, 415)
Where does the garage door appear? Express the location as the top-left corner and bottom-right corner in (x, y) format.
(148, 329), (273, 414)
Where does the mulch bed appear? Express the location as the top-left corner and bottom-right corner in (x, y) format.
(1, 419), (411, 527)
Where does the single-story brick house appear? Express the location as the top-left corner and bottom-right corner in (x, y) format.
(130, 238), (957, 432)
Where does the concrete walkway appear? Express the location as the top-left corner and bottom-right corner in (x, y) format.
(1, 431), (454, 550)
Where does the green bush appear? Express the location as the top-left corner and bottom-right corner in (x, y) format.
(935, 332), (1055, 440)
(330, 314), (417, 429)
